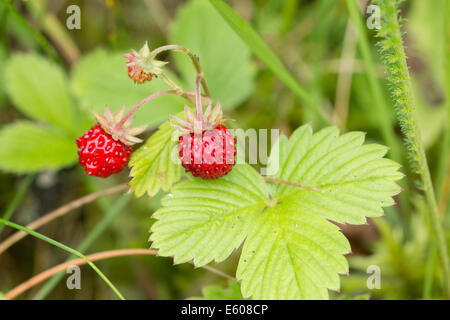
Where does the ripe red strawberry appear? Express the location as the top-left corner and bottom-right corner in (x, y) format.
(178, 124), (236, 179)
(171, 77), (236, 179)
(76, 124), (132, 178)
(76, 107), (146, 178)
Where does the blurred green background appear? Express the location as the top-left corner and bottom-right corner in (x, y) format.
(0, 0), (449, 300)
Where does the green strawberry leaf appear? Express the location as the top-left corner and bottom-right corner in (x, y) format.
(128, 118), (183, 197)
(237, 200), (349, 299)
(0, 292), (5, 300)
(0, 121), (77, 173)
(4, 54), (80, 136)
(187, 280), (243, 300)
(170, 0), (255, 108)
(150, 124), (403, 299)
(70, 49), (185, 128)
(150, 164), (267, 266)
(269, 125), (403, 224)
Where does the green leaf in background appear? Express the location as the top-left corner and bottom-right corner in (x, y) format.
(128, 119), (183, 197)
(151, 124), (403, 299)
(188, 280), (243, 300)
(0, 46), (7, 106)
(4, 54), (78, 135)
(208, 0), (329, 124)
(0, 121), (77, 173)
(70, 49), (185, 128)
(0, 292), (5, 300)
(151, 164), (266, 266)
(170, 0), (255, 108)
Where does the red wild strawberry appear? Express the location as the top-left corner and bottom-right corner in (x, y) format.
(77, 124), (132, 178)
(76, 107), (146, 178)
(170, 77), (236, 179)
(178, 124), (236, 179)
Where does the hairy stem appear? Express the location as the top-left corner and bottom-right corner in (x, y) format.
(346, 0), (411, 218)
(195, 75), (203, 132)
(151, 44), (211, 97)
(374, 0), (450, 298)
(0, 184), (128, 256)
(115, 89), (178, 130)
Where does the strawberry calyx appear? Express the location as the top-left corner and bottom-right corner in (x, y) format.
(124, 42), (168, 84)
(169, 76), (230, 134)
(93, 106), (147, 146)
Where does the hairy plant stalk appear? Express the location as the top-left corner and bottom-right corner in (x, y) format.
(0, 183), (128, 255)
(115, 90), (178, 130)
(115, 84), (211, 131)
(152, 44), (211, 97)
(346, 0), (411, 216)
(5, 248), (236, 300)
(374, 0), (450, 297)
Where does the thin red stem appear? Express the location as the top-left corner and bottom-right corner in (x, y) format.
(195, 75), (203, 132)
(114, 89), (178, 130)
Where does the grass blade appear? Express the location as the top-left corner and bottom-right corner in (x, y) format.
(33, 195), (131, 299)
(0, 175), (34, 236)
(0, 0), (59, 60)
(0, 218), (125, 300)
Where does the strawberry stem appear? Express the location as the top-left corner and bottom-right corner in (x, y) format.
(151, 44), (211, 97)
(195, 75), (203, 127)
(114, 89), (178, 131)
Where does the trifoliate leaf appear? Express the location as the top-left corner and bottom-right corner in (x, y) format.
(151, 124), (403, 299)
(0, 121), (77, 173)
(128, 119), (183, 197)
(187, 280), (243, 300)
(4, 54), (79, 135)
(150, 164), (267, 266)
(170, 0), (255, 108)
(70, 49), (185, 127)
